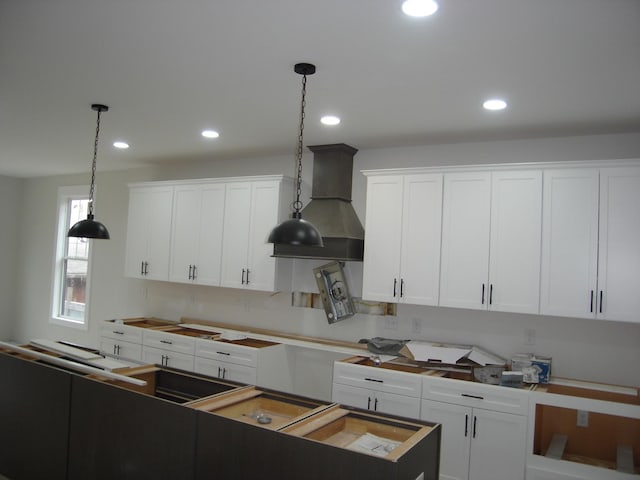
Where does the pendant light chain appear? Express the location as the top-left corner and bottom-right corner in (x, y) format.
(88, 107), (102, 216)
(293, 73), (308, 213)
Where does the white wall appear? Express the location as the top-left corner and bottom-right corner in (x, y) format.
(10, 132), (640, 387)
(0, 175), (23, 340)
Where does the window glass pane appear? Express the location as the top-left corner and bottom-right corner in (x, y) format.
(61, 258), (88, 320)
(66, 199), (90, 259)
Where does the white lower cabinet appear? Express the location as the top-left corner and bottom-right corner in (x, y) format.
(194, 356), (257, 385)
(193, 336), (287, 390)
(332, 382), (421, 418)
(142, 345), (194, 371)
(421, 399), (527, 480)
(100, 338), (142, 361)
(331, 360), (422, 418)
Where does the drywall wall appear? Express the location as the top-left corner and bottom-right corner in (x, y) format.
(0, 175), (23, 340)
(10, 132), (640, 387)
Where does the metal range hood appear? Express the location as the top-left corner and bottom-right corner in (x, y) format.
(273, 143), (365, 261)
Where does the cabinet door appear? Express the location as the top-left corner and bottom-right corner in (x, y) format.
(488, 170), (542, 314)
(332, 382), (373, 411)
(246, 180), (280, 291)
(440, 172), (491, 309)
(169, 185), (200, 283)
(421, 399), (472, 480)
(142, 346), (194, 371)
(194, 183), (226, 286)
(195, 357), (256, 385)
(399, 174), (443, 306)
(144, 187), (174, 281)
(125, 186), (173, 280)
(375, 390), (421, 419)
(100, 338), (142, 361)
(598, 167), (640, 322)
(124, 187), (151, 278)
(468, 408), (526, 480)
(540, 169), (599, 318)
(221, 182), (252, 288)
(362, 175), (403, 302)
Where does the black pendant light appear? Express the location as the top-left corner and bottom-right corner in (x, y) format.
(68, 104), (111, 239)
(268, 63), (324, 247)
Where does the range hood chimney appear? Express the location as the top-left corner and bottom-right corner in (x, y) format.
(273, 143), (365, 261)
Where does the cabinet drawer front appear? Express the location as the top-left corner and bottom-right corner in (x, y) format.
(195, 339), (258, 367)
(422, 376), (528, 415)
(194, 357), (256, 385)
(100, 338), (143, 361)
(142, 346), (194, 371)
(100, 324), (142, 344)
(143, 330), (195, 355)
(333, 362), (422, 398)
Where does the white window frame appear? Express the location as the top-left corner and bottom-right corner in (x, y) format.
(50, 185), (94, 330)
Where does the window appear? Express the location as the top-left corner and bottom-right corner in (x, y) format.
(51, 186), (93, 328)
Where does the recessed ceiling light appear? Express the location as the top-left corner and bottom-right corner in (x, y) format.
(113, 141), (129, 149)
(321, 115), (341, 126)
(402, 0), (438, 17)
(483, 99), (508, 111)
(201, 130), (220, 139)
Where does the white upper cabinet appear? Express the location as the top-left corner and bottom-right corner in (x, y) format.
(124, 185), (174, 280)
(126, 175), (291, 292)
(169, 183), (225, 286)
(540, 169), (600, 318)
(488, 170), (542, 313)
(439, 172), (492, 309)
(439, 170), (542, 313)
(361, 175), (403, 303)
(540, 166), (640, 322)
(362, 173), (443, 305)
(597, 167), (640, 322)
(221, 178), (291, 292)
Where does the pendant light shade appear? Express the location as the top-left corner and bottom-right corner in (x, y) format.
(67, 213), (110, 239)
(268, 63), (323, 248)
(267, 212), (323, 246)
(68, 104), (111, 239)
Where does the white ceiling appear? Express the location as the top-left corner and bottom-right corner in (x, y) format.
(1, 0), (639, 178)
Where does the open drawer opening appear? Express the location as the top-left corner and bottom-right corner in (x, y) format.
(282, 406), (436, 460)
(534, 403), (640, 474)
(189, 387), (330, 430)
(101, 366), (242, 404)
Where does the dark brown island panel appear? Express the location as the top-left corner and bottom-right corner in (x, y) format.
(0, 347), (441, 480)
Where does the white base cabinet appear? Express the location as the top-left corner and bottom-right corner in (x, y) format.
(332, 382), (421, 419)
(332, 360), (422, 419)
(142, 345), (194, 371)
(421, 375), (529, 480)
(194, 356), (257, 385)
(421, 400), (527, 480)
(100, 338), (142, 361)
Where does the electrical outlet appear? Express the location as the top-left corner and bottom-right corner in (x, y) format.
(524, 328), (536, 346)
(411, 318), (422, 334)
(384, 316), (398, 330)
(577, 410), (589, 427)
